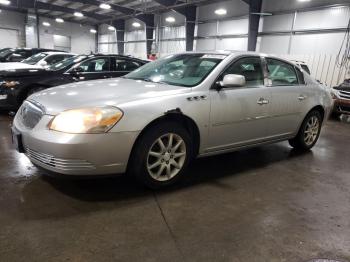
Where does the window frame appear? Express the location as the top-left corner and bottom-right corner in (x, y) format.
(211, 55), (267, 90)
(67, 56), (112, 74)
(264, 57), (302, 87)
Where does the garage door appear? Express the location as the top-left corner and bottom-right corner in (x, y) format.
(0, 28), (19, 48)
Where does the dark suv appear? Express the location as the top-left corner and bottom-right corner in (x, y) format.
(0, 48), (61, 63)
(0, 54), (148, 110)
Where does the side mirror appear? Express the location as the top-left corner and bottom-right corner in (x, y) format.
(217, 74), (246, 89)
(70, 66), (83, 74)
(38, 60), (48, 67)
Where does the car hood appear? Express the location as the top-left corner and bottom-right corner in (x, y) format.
(28, 78), (191, 115)
(0, 62), (41, 71)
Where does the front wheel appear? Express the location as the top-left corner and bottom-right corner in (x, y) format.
(289, 110), (322, 151)
(128, 121), (193, 189)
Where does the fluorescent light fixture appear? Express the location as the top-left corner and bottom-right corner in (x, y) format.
(165, 16), (176, 23)
(215, 8), (227, 15)
(99, 3), (111, 9)
(90, 29), (97, 34)
(251, 12), (273, 16)
(42, 21), (50, 27)
(0, 0), (10, 5)
(297, 0), (311, 2)
(132, 22), (141, 28)
(55, 18), (64, 23)
(74, 12), (84, 17)
(108, 25), (115, 31)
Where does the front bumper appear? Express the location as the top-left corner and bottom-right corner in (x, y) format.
(13, 114), (140, 176)
(333, 98), (350, 115)
(0, 86), (18, 110)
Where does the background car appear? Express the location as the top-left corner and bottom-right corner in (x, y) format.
(331, 79), (350, 118)
(0, 48), (62, 63)
(0, 52), (75, 70)
(12, 52), (333, 189)
(0, 54), (148, 110)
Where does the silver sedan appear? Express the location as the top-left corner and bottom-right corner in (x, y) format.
(12, 52), (333, 188)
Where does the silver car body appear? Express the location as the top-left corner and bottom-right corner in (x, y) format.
(13, 51), (333, 175)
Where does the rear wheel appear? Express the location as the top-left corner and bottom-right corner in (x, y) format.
(289, 110), (322, 151)
(129, 121), (193, 189)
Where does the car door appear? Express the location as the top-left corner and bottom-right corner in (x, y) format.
(73, 57), (112, 81)
(208, 56), (272, 152)
(110, 57), (143, 77)
(264, 57), (307, 138)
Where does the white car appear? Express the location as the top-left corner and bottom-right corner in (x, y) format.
(0, 52), (75, 71)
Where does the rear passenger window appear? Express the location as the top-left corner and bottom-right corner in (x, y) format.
(114, 59), (141, 72)
(266, 58), (298, 86)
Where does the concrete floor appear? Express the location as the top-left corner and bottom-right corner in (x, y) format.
(1, 112), (350, 262)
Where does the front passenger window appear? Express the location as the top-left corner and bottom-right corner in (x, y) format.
(220, 57), (264, 87)
(78, 58), (110, 72)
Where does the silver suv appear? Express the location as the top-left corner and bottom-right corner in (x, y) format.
(12, 52), (333, 188)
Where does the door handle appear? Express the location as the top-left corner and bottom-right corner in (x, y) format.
(257, 98), (269, 105)
(298, 95), (307, 101)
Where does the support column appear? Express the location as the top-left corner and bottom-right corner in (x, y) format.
(25, 12), (39, 48)
(138, 14), (155, 57)
(112, 19), (125, 55)
(247, 0), (263, 51)
(175, 6), (196, 51)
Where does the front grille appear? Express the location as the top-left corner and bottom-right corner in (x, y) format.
(25, 147), (96, 171)
(18, 101), (44, 129)
(339, 90), (350, 100)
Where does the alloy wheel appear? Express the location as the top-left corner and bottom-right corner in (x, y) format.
(304, 116), (320, 146)
(147, 133), (187, 181)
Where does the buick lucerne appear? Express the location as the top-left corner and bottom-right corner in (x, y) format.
(12, 52), (333, 188)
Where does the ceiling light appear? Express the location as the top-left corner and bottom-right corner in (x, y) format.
(42, 22), (50, 27)
(99, 3), (111, 10)
(132, 22), (141, 28)
(215, 8), (227, 15)
(297, 0), (311, 2)
(165, 16), (175, 23)
(251, 12), (273, 16)
(55, 18), (64, 23)
(90, 29), (97, 34)
(108, 25), (115, 31)
(74, 12), (84, 17)
(0, 0), (10, 5)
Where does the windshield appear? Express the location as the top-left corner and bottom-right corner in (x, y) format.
(124, 54), (226, 87)
(0, 48), (15, 58)
(48, 55), (87, 71)
(23, 53), (48, 65)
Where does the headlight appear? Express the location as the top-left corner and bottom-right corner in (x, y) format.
(49, 107), (123, 134)
(330, 89), (340, 99)
(0, 81), (20, 88)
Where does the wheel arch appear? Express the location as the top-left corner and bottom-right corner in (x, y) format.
(127, 110), (201, 171)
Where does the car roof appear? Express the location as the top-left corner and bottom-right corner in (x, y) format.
(41, 52), (76, 55)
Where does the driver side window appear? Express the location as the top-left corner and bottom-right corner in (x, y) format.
(220, 57), (264, 87)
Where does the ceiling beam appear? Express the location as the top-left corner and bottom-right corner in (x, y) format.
(71, 0), (137, 15)
(12, 0), (111, 21)
(152, 0), (186, 7)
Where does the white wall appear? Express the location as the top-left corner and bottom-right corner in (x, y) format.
(38, 17), (96, 54)
(124, 18), (147, 59)
(257, 6), (350, 86)
(98, 24), (117, 54)
(0, 10), (25, 48)
(158, 11), (186, 57)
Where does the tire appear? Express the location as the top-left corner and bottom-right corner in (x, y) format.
(288, 110), (323, 151)
(128, 121), (193, 189)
